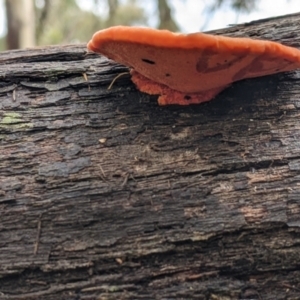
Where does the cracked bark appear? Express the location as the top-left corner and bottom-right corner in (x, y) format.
(1, 13), (300, 300)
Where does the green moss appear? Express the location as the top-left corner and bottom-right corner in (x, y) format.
(108, 286), (119, 292)
(0, 122), (33, 130)
(3, 112), (22, 118)
(0, 112), (33, 129)
(1, 113), (23, 124)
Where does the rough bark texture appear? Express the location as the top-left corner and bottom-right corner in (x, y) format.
(1, 13), (300, 300)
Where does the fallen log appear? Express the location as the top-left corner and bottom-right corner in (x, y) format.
(1, 12), (300, 300)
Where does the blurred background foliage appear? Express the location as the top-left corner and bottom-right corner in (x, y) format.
(1, 0), (258, 51)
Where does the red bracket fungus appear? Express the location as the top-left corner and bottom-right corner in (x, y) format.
(87, 26), (300, 106)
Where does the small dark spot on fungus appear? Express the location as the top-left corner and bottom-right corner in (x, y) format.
(165, 73), (170, 77)
(184, 95), (191, 101)
(142, 58), (155, 65)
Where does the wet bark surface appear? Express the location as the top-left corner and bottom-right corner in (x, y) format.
(1, 13), (300, 300)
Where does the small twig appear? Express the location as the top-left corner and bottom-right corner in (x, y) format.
(34, 213), (43, 255)
(99, 164), (107, 181)
(82, 72), (90, 91)
(121, 173), (129, 187)
(281, 282), (300, 291)
(107, 72), (129, 90)
(82, 72), (88, 81)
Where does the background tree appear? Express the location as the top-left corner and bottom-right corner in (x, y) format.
(157, 0), (179, 31)
(203, 0), (257, 28)
(35, 0), (104, 46)
(5, 0), (36, 49)
(2, 0), (262, 51)
(3, 0), (146, 50)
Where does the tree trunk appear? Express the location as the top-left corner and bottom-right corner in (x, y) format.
(5, 0), (36, 49)
(157, 0), (179, 31)
(106, 0), (119, 27)
(1, 13), (300, 300)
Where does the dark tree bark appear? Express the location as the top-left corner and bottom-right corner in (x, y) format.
(1, 13), (300, 300)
